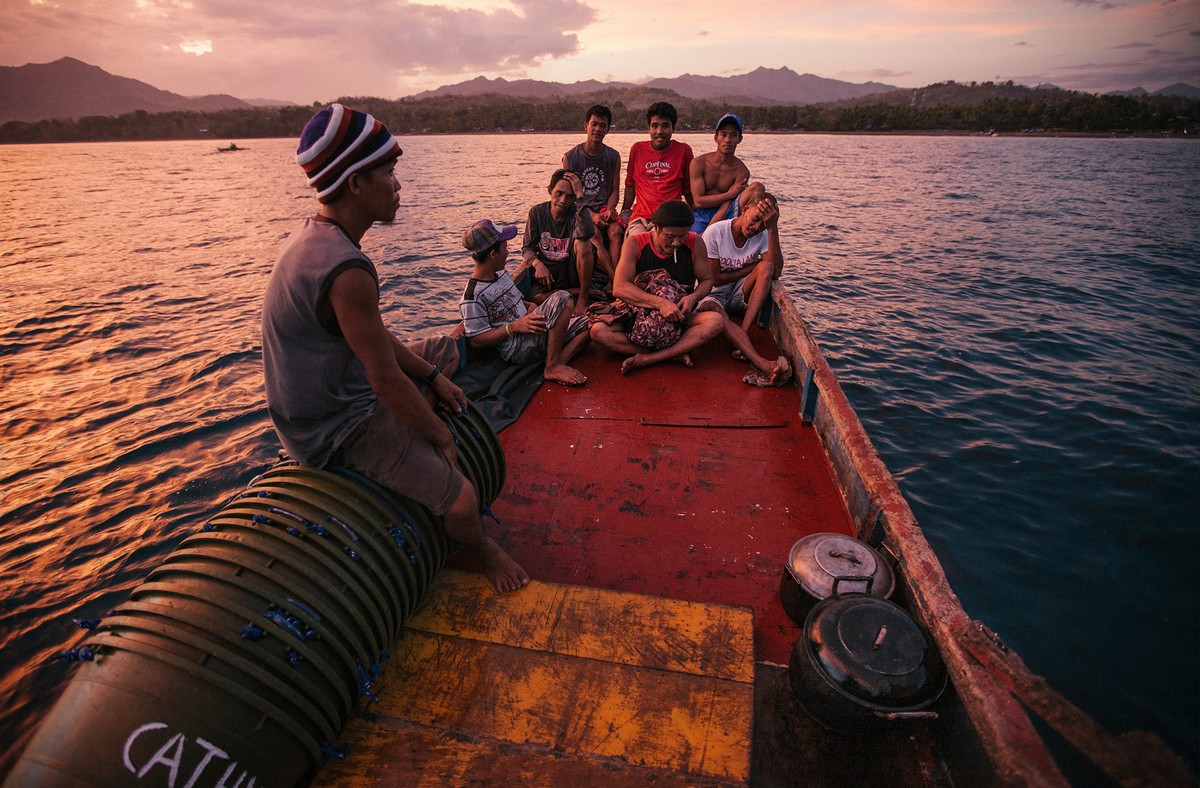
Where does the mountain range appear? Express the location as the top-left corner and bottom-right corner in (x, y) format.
(409, 67), (901, 105)
(0, 58), (265, 124)
(1, 58), (1197, 125)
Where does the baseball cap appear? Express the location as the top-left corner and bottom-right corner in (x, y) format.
(715, 112), (744, 133)
(462, 219), (518, 254)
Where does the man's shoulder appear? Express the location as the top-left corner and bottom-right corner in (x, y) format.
(703, 218), (734, 240)
(461, 271), (508, 300)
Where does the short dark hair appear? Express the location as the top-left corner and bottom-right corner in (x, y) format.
(585, 105), (612, 125)
(471, 241), (502, 264)
(548, 168), (575, 191)
(646, 102), (678, 126)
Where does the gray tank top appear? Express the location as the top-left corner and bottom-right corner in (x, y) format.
(564, 143), (619, 211)
(261, 218), (377, 466)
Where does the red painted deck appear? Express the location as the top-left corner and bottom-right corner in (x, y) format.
(453, 324), (855, 667)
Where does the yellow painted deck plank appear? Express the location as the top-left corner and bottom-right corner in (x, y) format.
(374, 630), (752, 780)
(407, 570), (755, 683)
(315, 720), (746, 787)
(313, 570), (755, 786)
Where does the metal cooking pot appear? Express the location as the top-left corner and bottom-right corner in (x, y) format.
(778, 533), (895, 626)
(788, 593), (946, 734)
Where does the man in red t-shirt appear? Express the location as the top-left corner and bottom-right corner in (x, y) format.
(621, 102), (694, 236)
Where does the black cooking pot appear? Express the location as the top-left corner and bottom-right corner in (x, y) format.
(788, 593), (946, 734)
(778, 533), (895, 626)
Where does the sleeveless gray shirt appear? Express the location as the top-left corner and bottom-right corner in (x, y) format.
(261, 217), (377, 466)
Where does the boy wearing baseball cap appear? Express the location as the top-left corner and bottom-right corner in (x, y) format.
(459, 219), (590, 387)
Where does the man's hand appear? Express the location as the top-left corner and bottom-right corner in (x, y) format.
(563, 170), (584, 198)
(763, 199), (779, 228)
(514, 312), (548, 334)
(677, 292), (702, 315)
(431, 374), (468, 416)
(533, 260), (553, 286)
(657, 299), (685, 322)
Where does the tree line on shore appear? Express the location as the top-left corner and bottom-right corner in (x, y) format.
(2, 82), (1195, 144)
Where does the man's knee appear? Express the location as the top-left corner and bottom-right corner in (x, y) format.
(445, 476), (479, 521)
(540, 289), (573, 322)
(695, 311), (725, 337)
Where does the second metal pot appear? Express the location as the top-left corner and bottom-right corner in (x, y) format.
(788, 593), (946, 734)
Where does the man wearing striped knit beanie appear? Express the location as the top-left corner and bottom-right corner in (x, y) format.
(263, 104), (530, 593)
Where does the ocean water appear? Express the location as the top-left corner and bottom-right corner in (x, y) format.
(1, 133), (1197, 775)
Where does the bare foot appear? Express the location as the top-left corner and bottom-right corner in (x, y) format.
(731, 349), (747, 362)
(478, 537), (529, 593)
(772, 355), (792, 383)
(765, 356), (791, 385)
(621, 354), (652, 375)
(544, 363), (586, 386)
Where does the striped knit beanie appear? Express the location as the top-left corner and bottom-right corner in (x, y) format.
(296, 104), (402, 203)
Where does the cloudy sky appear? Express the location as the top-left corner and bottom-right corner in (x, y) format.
(2, 0), (1197, 103)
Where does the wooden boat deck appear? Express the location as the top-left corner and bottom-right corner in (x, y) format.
(314, 325), (960, 786)
(477, 325), (852, 667)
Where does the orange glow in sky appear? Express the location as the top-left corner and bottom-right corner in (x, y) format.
(0, 0), (1196, 103)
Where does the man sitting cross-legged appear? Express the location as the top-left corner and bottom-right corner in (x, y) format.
(588, 200), (724, 374)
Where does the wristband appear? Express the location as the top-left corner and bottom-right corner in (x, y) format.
(423, 367), (441, 385)
(505, 322), (514, 338)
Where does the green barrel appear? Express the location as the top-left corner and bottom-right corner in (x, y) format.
(5, 400), (504, 787)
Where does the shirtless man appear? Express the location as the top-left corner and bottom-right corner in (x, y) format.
(562, 105), (622, 287)
(689, 113), (753, 234)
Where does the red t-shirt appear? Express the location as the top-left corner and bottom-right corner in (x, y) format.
(625, 140), (694, 221)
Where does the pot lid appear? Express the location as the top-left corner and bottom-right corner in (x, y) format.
(785, 533), (894, 601)
(805, 595), (945, 709)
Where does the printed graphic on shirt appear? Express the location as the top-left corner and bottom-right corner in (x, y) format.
(581, 167), (605, 200)
(643, 160), (673, 178)
(539, 232), (571, 262)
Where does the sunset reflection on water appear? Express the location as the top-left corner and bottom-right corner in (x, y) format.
(1, 132), (1197, 769)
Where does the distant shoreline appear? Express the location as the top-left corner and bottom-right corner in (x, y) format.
(1, 129), (1194, 146)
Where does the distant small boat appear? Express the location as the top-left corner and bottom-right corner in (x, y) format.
(216, 143), (244, 152)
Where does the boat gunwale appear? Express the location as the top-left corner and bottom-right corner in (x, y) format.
(767, 282), (1069, 787)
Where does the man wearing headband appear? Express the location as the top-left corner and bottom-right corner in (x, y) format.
(262, 104), (529, 593)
